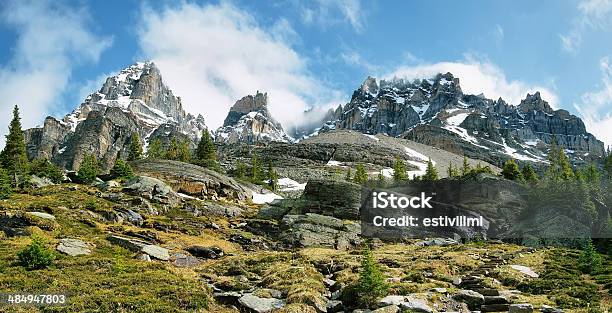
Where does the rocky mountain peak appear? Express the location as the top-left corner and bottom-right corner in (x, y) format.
(359, 76), (379, 96)
(222, 91), (269, 127)
(24, 61), (208, 171)
(312, 72), (604, 166)
(518, 92), (553, 114)
(216, 91), (293, 144)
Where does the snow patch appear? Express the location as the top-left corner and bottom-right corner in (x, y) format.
(278, 178), (306, 192)
(252, 192), (283, 204)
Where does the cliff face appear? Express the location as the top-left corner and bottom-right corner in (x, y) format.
(215, 91), (293, 144)
(24, 62), (208, 171)
(315, 73), (604, 166)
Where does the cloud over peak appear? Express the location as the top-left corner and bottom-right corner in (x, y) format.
(137, 2), (344, 131)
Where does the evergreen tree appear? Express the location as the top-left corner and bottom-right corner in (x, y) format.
(604, 153), (612, 178)
(177, 139), (191, 162)
(146, 139), (164, 159)
(354, 164), (368, 185)
(578, 240), (602, 274)
(165, 137), (180, 160)
(0, 105), (29, 186)
(546, 138), (574, 181)
(423, 158), (438, 181)
(0, 168), (12, 199)
(267, 161), (279, 191)
(194, 130), (217, 167)
(521, 164), (539, 184)
(392, 157), (407, 182)
(345, 168), (352, 181)
(127, 133), (143, 161)
(110, 159), (134, 179)
(77, 154), (99, 184)
(461, 156), (471, 176)
(235, 161), (247, 180)
(583, 163), (600, 186)
(501, 159), (523, 181)
(447, 162), (459, 178)
(356, 244), (388, 307)
(29, 158), (63, 183)
(250, 153), (264, 183)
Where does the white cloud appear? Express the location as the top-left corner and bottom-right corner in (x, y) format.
(384, 56), (559, 107)
(0, 0), (111, 144)
(299, 0), (365, 32)
(137, 2), (344, 131)
(340, 50), (379, 72)
(574, 57), (612, 147)
(560, 0), (612, 54)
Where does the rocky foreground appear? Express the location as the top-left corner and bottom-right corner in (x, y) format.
(0, 159), (610, 313)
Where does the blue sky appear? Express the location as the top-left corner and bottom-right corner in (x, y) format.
(0, 0), (611, 146)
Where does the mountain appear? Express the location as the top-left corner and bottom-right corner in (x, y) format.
(313, 72), (605, 166)
(24, 62), (208, 171)
(215, 91), (294, 144)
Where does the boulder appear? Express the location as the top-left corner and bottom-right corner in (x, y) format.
(30, 175), (55, 188)
(327, 300), (343, 313)
(141, 244), (170, 261)
(509, 303), (534, 313)
(56, 238), (93, 256)
(123, 175), (181, 207)
(415, 238), (459, 247)
(26, 212), (56, 220)
(130, 159), (251, 201)
(300, 179), (362, 219)
(186, 246), (224, 259)
(172, 253), (202, 268)
(107, 234), (169, 261)
(452, 290), (484, 310)
(510, 265), (539, 278)
(372, 305), (400, 313)
(280, 213), (361, 249)
(238, 293), (285, 313)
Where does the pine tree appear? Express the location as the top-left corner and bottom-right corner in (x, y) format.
(128, 133), (143, 161)
(423, 158), (438, 181)
(146, 139), (164, 159)
(1, 105), (29, 186)
(250, 153), (264, 184)
(77, 154), (99, 184)
(354, 164), (368, 185)
(521, 163), (539, 184)
(235, 161), (247, 180)
(165, 137), (180, 160)
(194, 130), (217, 167)
(267, 161), (279, 191)
(345, 168), (352, 181)
(0, 168), (12, 199)
(392, 157), (407, 182)
(546, 138), (574, 181)
(583, 163), (600, 186)
(356, 244), (388, 307)
(110, 159), (134, 179)
(461, 156), (471, 176)
(177, 139), (191, 162)
(501, 159), (523, 181)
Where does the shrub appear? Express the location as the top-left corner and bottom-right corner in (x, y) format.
(110, 159), (134, 179)
(17, 236), (54, 270)
(77, 154), (99, 184)
(29, 158), (63, 183)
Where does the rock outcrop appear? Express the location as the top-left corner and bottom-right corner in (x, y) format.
(130, 159), (251, 202)
(215, 92), (293, 144)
